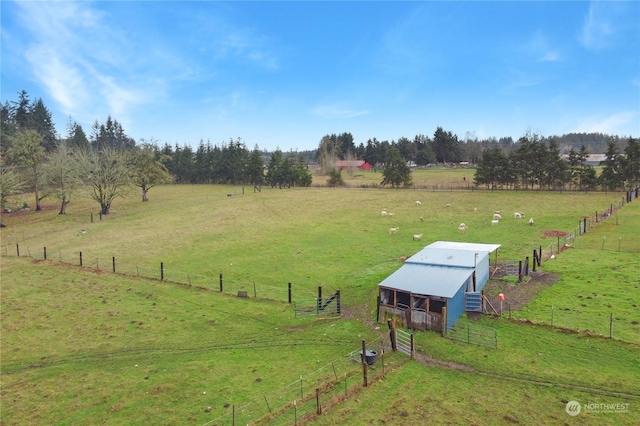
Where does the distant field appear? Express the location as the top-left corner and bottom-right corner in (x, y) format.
(1, 173), (639, 424)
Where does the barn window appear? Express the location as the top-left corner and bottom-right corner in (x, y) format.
(411, 296), (427, 310)
(428, 297), (446, 314)
(380, 288), (394, 306)
(397, 291), (410, 308)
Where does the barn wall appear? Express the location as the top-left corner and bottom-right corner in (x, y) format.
(447, 284), (466, 331)
(475, 254), (490, 292)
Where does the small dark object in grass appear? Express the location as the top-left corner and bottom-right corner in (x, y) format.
(254, 377), (262, 383)
(631, 321), (638, 325)
(224, 403), (230, 408)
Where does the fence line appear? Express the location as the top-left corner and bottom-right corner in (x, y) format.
(503, 305), (635, 343)
(202, 334), (410, 426)
(1, 245), (318, 303)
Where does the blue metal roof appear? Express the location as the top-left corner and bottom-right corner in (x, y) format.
(378, 263), (473, 298)
(377, 241), (501, 298)
(426, 241), (501, 253)
(406, 247), (484, 268)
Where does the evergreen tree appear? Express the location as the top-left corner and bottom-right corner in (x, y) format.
(473, 147), (506, 190)
(622, 137), (640, 189)
(598, 139), (625, 191)
(246, 146), (265, 188)
(30, 98), (57, 151)
(381, 146), (412, 188)
(65, 117), (90, 150)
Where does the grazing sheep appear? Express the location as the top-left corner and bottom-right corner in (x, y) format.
(491, 219), (499, 226)
(493, 213), (502, 220)
(420, 216), (424, 222)
(514, 212), (522, 219)
(388, 212), (395, 217)
(413, 233), (423, 240)
(458, 223), (467, 233)
(445, 203), (452, 208)
(529, 218), (534, 225)
(473, 207), (478, 213)
(416, 201), (422, 207)
(381, 209), (388, 216)
(389, 227), (400, 234)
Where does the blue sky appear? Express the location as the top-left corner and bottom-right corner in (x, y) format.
(2, 1), (639, 151)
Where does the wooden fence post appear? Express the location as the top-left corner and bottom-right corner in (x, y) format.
(288, 283), (292, 304)
(160, 262), (164, 280)
(410, 333), (414, 360)
(112, 257), (116, 273)
(220, 273), (223, 292)
(361, 339), (368, 387)
(316, 388), (322, 415)
(442, 307), (448, 336)
(79, 251), (83, 266)
(44, 247), (47, 260)
(387, 319), (397, 351)
(16, 243), (19, 257)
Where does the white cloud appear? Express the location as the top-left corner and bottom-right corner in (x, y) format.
(523, 31), (562, 63)
(311, 105), (369, 119)
(580, 111), (640, 135)
(579, 1), (633, 50)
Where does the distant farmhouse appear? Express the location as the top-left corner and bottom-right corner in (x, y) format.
(561, 154), (608, 166)
(378, 241), (500, 333)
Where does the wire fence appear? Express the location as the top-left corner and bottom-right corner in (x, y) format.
(1, 244), (318, 303)
(503, 307), (636, 343)
(202, 334), (409, 426)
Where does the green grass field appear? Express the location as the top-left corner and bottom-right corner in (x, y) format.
(1, 173), (639, 425)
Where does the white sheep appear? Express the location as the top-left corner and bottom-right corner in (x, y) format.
(420, 216), (424, 222)
(529, 218), (534, 225)
(458, 223), (467, 233)
(493, 213), (502, 220)
(491, 219), (499, 226)
(514, 211), (525, 219)
(445, 203), (452, 208)
(381, 209), (388, 216)
(416, 201), (422, 207)
(389, 227), (399, 234)
(473, 207), (478, 213)
(388, 212), (395, 217)
(413, 233), (423, 240)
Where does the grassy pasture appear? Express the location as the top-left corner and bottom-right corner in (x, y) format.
(310, 361), (639, 426)
(1, 256), (385, 425)
(2, 173), (639, 424)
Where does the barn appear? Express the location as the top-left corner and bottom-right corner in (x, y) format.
(335, 160), (372, 170)
(377, 241), (500, 332)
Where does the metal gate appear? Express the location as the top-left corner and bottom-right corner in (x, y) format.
(446, 320), (497, 349)
(396, 329), (413, 356)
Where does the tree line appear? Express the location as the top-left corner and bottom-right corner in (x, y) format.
(0, 91), (315, 218)
(1, 91), (638, 221)
(473, 132), (640, 191)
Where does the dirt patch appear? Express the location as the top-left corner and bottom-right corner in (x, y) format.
(412, 351), (475, 372)
(483, 270), (560, 311)
(542, 230), (568, 238)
